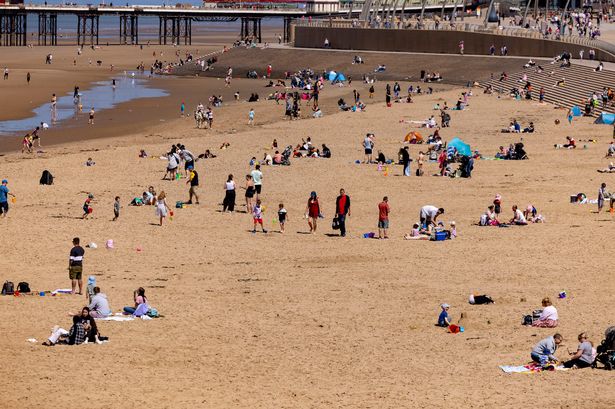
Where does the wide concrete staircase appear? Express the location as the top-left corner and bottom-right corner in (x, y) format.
(482, 61), (615, 116)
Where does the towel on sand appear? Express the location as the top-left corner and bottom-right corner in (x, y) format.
(500, 363), (568, 373)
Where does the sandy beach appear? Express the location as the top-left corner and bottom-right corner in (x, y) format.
(2, 29), (615, 408)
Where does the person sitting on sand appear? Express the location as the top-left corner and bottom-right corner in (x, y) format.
(80, 306), (103, 344)
(404, 223), (430, 240)
(479, 205), (498, 226)
(606, 142), (615, 158)
(563, 136), (576, 149)
(88, 286), (112, 318)
(531, 333), (563, 365)
(437, 303), (451, 327)
(532, 297), (559, 328)
(123, 287), (150, 317)
(510, 205), (528, 225)
(563, 332), (595, 369)
(43, 315), (86, 346)
(522, 122), (535, 133)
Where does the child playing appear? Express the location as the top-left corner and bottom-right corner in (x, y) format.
(450, 221), (457, 238)
(438, 303), (451, 327)
(82, 194), (93, 219)
(248, 108), (255, 125)
(277, 203), (288, 233)
(113, 196), (120, 221)
(404, 223), (429, 240)
(252, 199), (267, 233)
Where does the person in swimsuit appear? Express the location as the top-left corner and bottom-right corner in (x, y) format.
(305, 191), (320, 234)
(244, 174), (255, 211)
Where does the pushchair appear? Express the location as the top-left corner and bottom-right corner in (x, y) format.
(594, 326), (615, 370)
(280, 145), (292, 166)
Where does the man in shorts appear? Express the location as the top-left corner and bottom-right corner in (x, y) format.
(186, 165), (200, 205)
(363, 133), (374, 163)
(251, 164), (263, 199)
(420, 205), (444, 229)
(0, 179), (15, 217)
(69, 237), (85, 295)
(378, 196), (390, 239)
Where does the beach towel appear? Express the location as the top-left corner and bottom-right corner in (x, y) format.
(98, 314), (135, 322)
(499, 363), (568, 373)
(51, 289), (73, 295)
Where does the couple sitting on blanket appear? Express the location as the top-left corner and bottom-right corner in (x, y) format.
(532, 332), (595, 369)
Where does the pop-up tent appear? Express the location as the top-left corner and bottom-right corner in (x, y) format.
(404, 131), (423, 143)
(595, 112), (615, 125)
(571, 105), (582, 116)
(334, 72), (346, 82)
(448, 137), (472, 157)
(327, 71), (337, 81)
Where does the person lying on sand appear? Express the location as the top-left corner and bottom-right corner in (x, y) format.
(597, 162), (615, 173)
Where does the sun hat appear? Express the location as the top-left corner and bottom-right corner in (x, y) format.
(441, 303), (450, 309)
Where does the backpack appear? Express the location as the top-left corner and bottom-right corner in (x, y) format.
(40, 170), (54, 185)
(17, 282), (30, 293)
(2, 281), (14, 295)
(147, 308), (159, 318)
(522, 315), (533, 326)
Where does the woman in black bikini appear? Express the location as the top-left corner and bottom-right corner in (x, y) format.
(244, 174), (255, 212)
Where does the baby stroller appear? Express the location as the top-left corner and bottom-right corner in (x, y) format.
(280, 145), (292, 166)
(594, 326), (615, 370)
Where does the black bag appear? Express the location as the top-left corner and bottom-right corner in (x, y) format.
(522, 315), (533, 326)
(332, 217), (340, 230)
(40, 170), (54, 185)
(17, 282), (30, 293)
(2, 281), (14, 295)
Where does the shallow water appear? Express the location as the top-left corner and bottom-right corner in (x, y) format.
(0, 75), (168, 135)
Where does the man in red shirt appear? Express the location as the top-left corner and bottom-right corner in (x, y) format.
(335, 188), (351, 237)
(378, 196), (390, 239)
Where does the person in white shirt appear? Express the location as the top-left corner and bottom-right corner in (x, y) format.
(419, 205), (444, 228)
(250, 164), (263, 199)
(510, 205), (528, 225)
(532, 297), (559, 328)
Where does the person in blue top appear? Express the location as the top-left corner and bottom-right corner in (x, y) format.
(0, 179), (16, 218)
(437, 303), (451, 327)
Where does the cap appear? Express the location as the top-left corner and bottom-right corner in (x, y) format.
(1, 179), (7, 184)
(441, 303), (450, 309)
(187, 165), (194, 170)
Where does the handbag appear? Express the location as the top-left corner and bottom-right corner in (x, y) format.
(332, 217), (340, 230)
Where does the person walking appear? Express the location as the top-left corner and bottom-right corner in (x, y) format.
(68, 237), (85, 295)
(222, 174), (236, 212)
(400, 146), (411, 176)
(598, 182), (609, 213)
(26, 72), (31, 84)
(3, 67), (8, 80)
(0, 179), (16, 218)
(88, 107), (95, 125)
(335, 188), (351, 237)
(186, 166), (199, 205)
(305, 191), (320, 234)
(378, 196), (390, 239)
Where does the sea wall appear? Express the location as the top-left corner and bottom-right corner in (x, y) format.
(293, 26), (615, 62)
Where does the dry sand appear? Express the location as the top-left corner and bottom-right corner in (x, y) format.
(1, 42), (615, 409)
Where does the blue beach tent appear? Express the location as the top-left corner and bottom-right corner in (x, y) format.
(595, 112), (615, 124)
(448, 137), (472, 157)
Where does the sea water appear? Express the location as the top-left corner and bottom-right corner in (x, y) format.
(0, 75), (168, 134)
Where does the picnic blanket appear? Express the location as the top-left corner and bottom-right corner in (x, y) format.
(499, 363), (568, 373)
(98, 314), (135, 322)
